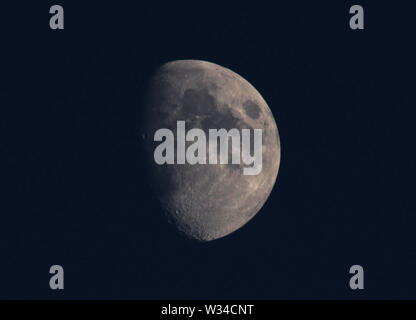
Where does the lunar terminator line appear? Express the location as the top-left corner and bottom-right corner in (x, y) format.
(139, 60), (281, 241)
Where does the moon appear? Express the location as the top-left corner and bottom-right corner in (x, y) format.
(139, 60), (280, 241)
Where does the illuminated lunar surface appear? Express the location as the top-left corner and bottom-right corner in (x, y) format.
(139, 60), (280, 241)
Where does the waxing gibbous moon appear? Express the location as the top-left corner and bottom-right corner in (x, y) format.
(139, 60), (281, 241)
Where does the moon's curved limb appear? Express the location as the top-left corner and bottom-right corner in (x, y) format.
(139, 60), (280, 241)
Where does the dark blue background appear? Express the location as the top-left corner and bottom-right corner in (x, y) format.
(1, 1), (415, 299)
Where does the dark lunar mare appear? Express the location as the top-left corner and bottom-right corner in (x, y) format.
(138, 60), (280, 241)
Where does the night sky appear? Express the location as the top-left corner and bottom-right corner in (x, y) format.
(1, 1), (416, 299)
